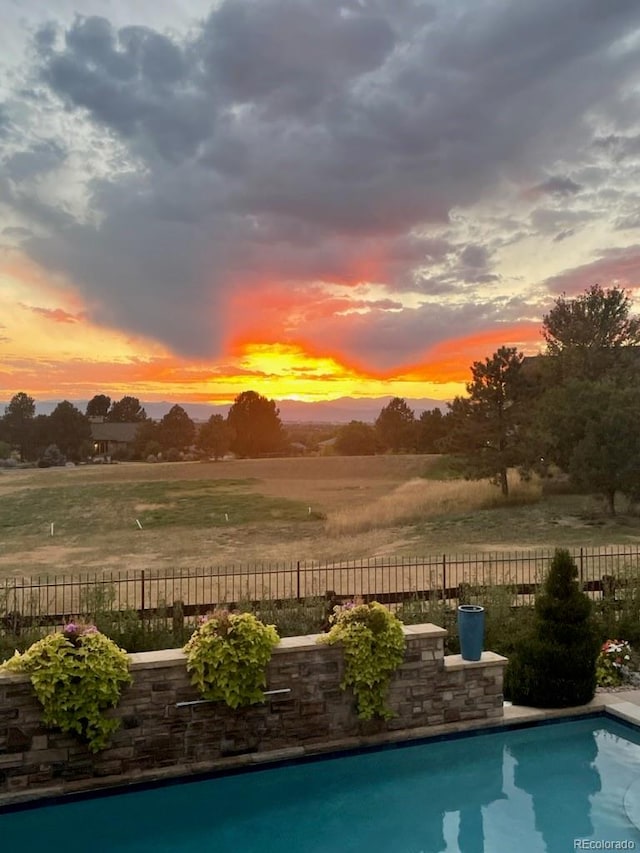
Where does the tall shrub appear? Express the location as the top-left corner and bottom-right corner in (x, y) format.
(506, 549), (599, 707)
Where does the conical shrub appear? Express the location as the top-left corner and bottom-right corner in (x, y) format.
(506, 549), (599, 707)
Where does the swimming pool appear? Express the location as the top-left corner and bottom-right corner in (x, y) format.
(2, 715), (640, 852)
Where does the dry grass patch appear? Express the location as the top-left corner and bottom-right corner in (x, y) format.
(325, 475), (543, 535)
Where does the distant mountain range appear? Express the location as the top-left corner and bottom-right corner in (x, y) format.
(26, 396), (448, 423)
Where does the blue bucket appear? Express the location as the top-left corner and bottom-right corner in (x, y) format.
(457, 605), (485, 661)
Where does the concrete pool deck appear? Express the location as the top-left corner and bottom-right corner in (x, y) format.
(502, 688), (640, 728)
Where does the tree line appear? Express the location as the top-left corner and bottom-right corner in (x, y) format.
(0, 390), (287, 465)
(334, 284), (640, 514)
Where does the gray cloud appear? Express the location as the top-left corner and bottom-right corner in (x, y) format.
(544, 245), (640, 295)
(5, 0), (640, 364)
(533, 176), (583, 196)
(5, 139), (66, 182)
(296, 296), (537, 370)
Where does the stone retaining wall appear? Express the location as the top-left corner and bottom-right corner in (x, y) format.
(0, 624), (507, 804)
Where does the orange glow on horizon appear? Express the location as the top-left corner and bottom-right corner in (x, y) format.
(1, 252), (546, 405)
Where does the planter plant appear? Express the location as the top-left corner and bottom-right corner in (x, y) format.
(0, 621), (131, 752)
(319, 600), (406, 720)
(183, 610), (279, 708)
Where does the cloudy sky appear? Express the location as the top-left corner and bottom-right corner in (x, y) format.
(2, 0), (640, 405)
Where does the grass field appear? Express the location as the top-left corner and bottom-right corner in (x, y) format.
(1, 454), (640, 579)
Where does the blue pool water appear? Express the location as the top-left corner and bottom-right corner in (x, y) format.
(2, 716), (640, 852)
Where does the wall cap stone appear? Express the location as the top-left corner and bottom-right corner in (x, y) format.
(444, 652), (508, 671)
(0, 623), (450, 680)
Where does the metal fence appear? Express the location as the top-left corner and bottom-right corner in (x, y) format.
(2, 545), (640, 628)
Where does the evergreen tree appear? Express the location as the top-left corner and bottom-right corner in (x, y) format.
(47, 401), (92, 462)
(157, 405), (195, 452)
(415, 408), (449, 453)
(198, 414), (232, 460)
(444, 347), (528, 496)
(3, 392), (35, 461)
(506, 549), (599, 708)
(375, 398), (416, 452)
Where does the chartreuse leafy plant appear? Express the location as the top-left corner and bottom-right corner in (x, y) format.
(183, 610), (279, 708)
(0, 622), (131, 752)
(319, 600), (406, 721)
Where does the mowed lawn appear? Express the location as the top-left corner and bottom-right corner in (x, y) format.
(1, 455), (640, 578)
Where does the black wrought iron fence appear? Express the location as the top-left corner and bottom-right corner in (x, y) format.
(1, 545), (639, 630)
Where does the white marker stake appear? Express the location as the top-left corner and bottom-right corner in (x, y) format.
(308, 506), (311, 515)
(225, 513), (229, 522)
(136, 519), (143, 529)
(50, 522), (54, 537)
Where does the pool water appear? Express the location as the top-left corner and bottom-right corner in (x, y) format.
(2, 716), (640, 852)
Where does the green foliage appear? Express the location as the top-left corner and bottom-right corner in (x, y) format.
(375, 397), (416, 452)
(106, 395), (147, 422)
(157, 404), (196, 452)
(85, 394), (111, 418)
(593, 570), (640, 647)
(1, 626), (131, 752)
(250, 596), (327, 637)
(38, 444), (66, 468)
(444, 347), (530, 496)
(319, 601), (406, 721)
(47, 401), (92, 462)
(542, 284), (640, 380)
(227, 390), (285, 458)
(415, 409), (449, 454)
(3, 392), (35, 461)
(198, 414), (232, 460)
(537, 380), (640, 514)
(334, 420), (378, 456)
(78, 583), (195, 651)
(506, 549), (600, 707)
(183, 610), (279, 708)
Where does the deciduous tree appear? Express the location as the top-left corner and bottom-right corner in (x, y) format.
(334, 421), (378, 456)
(106, 396), (147, 423)
(226, 391), (284, 458)
(86, 395), (111, 418)
(542, 284), (640, 381)
(539, 380), (640, 514)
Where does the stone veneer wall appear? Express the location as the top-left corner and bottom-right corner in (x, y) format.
(0, 624), (506, 803)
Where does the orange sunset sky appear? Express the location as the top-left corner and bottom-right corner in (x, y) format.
(3, 2), (640, 408)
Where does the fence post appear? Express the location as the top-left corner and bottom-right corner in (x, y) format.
(579, 547), (584, 586)
(296, 561), (301, 601)
(140, 570), (146, 627)
(442, 554), (447, 603)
